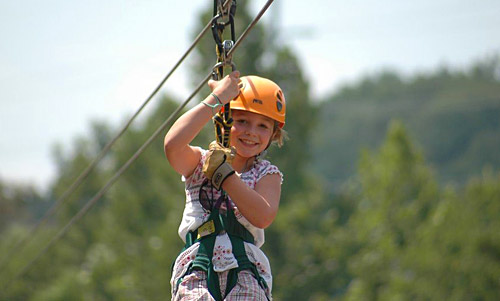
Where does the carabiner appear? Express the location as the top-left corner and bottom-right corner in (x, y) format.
(212, 61), (237, 80)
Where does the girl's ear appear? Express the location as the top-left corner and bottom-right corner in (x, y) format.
(269, 123), (279, 145)
(271, 129), (278, 140)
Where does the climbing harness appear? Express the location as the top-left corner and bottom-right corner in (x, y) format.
(175, 179), (268, 300)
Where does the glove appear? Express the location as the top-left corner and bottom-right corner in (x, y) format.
(202, 141), (236, 190)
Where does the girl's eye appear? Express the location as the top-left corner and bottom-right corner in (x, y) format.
(236, 119), (247, 124)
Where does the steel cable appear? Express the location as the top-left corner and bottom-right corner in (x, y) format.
(0, 13), (217, 276)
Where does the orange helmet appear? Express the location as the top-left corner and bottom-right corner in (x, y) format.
(230, 76), (286, 128)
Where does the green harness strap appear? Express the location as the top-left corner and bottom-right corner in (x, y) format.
(176, 207), (268, 300)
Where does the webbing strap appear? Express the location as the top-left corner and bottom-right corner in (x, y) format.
(184, 208), (254, 248)
(211, 0), (236, 148)
(228, 234), (269, 292)
(178, 206), (264, 300)
(189, 208), (223, 300)
(191, 234), (223, 300)
(220, 207), (254, 245)
(213, 111), (233, 148)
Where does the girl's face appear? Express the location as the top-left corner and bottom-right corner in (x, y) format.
(230, 110), (275, 159)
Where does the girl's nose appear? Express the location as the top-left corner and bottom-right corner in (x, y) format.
(245, 126), (257, 136)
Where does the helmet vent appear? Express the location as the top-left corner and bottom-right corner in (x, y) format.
(276, 91), (283, 112)
(276, 100), (283, 112)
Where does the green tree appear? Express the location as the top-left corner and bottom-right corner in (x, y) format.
(342, 120), (439, 300)
(313, 55), (500, 187)
(0, 179), (43, 232)
(403, 170), (500, 300)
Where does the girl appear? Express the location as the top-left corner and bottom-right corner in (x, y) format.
(164, 70), (286, 300)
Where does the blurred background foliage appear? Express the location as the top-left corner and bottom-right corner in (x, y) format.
(1, 2), (500, 300)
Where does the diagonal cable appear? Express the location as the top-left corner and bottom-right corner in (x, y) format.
(3, 0), (274, 290)
(0, 15), (215, 274)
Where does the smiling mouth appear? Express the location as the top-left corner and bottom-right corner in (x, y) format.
(239, 138), (258, 146)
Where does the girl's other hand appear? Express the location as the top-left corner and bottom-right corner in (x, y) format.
(208, 71), (241, 105)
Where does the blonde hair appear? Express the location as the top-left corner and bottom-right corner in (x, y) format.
(271, 122), (288, 147)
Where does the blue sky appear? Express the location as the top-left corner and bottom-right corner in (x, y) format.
(1, 0), (499, 190)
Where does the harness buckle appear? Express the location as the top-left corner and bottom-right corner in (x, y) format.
(197, 220), (216, 239)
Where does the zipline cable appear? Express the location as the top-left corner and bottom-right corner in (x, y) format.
(3, 0), (274, 289)
(0, 13), (217, 275)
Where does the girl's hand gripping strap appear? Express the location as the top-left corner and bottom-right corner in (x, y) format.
(202, 141), (236, 190)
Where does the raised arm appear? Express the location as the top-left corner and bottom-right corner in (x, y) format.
(163, 71), (241, 177)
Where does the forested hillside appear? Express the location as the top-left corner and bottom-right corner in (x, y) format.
(313, 57), (500, 188)
(1, 2), (499, 300)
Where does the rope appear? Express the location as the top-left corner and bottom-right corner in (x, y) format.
(2, 0), (275, 290)
(0, 14), (215, 277)
(212, 0), (237, 148)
